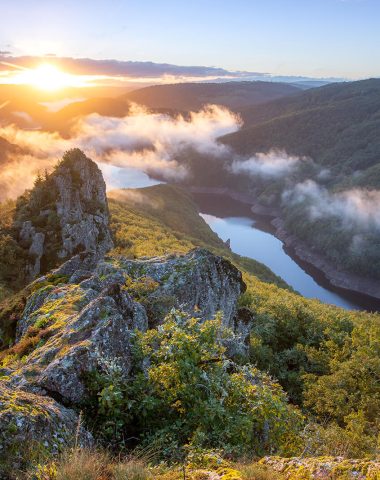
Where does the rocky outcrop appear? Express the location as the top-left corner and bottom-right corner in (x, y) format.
(260, 456), (380, 479)
(53, 150), (113, 260)
(15, 149), (113, 280)
(0, 383), (92, 473)
(0, 243), (252, 466)
(1, 155), (252, 458)
(8, 248), (245, 405)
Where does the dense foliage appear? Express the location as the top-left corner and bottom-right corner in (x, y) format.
(1, 181), (380, 461)
(107, 185), (380, 458)
(241, 276), (380, 457)
(223, 79), (380, 178)
(282, 200), (380, 279)
(87, 311), (302, 458)
(0, 200), (28, 300)
(179, 79), (380, 280)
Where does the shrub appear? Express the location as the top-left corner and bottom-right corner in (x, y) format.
(87, 311), (303, 459)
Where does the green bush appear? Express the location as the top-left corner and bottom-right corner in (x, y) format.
(86, 311), (303, 459)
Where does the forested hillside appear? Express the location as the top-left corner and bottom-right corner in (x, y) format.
(222, 78), (380, 181)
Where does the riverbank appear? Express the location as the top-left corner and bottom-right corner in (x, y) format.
(187, 186), (380, 308)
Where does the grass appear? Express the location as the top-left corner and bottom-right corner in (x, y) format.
(237, 463), (284, 480)
(21, 448), (152, 480)
(108, 185), (290, 289)
(0, 326), (53, 364)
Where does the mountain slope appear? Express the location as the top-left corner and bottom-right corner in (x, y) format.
(222, 78), (380, 179)
(125, 81), (301, 111)
(0, 155), (379, 475)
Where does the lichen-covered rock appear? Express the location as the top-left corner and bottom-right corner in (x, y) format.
(6, 248), (246, 405)
(259, 456), (380, 479)
(53, 150), (113, 260)
(14, 149), (113, 280)
(0, 382), (92, 474)
(113, 248), (246, 329)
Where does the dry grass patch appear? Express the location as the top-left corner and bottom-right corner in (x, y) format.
(237, 463), (284, 480)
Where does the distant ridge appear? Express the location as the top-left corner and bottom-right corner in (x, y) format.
(125, 81), (301, 111)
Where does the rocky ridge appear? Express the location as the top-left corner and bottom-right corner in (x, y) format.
(0, 151), (251, 470)
(15, 149), (113, 279)
(0, 247), (248, 464)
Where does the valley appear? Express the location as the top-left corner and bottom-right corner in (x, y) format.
(191, 191), (380, 311)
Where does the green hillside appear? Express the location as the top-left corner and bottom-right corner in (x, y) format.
(108, 184), (289, 287)
(96, 185), (380, 458)
(222, 78), (380, 181)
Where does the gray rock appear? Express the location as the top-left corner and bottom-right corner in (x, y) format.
(53, 152), (113, 260)
(16, 149), (113, 280)
(0, 382), (92, 473)
(9, 248), (246, 406)
(113, 248), (246, 328)
(19, 221), (46, 278)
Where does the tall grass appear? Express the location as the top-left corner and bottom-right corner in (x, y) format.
(237, 463), (284, 480)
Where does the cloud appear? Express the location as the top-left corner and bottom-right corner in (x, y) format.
(0, 104), (240, 200)
(11, 111), (35, 125)
(283, 180), (380, 230)
(0, 54), (263, 80)
(230, 150), (302, 178)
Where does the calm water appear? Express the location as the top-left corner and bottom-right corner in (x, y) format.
(202, 213), (361, 309)
(193, 192), (380, 311)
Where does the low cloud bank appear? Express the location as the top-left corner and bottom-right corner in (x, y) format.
(231, 150), (302, 178)
(0, 104), (241, 200)
(284, 180), (380, 230)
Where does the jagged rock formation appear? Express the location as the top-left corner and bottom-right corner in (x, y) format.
(9, 248), (246, 402)
(15, 149), (113, 279)
(0, 247), (248, 460)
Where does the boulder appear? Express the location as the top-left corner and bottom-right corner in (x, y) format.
(0, 383), (92, 474)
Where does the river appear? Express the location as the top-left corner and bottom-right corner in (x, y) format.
(192, 191), (379, 311)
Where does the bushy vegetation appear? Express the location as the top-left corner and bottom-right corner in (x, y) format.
(190, 79), (380, 280)
(86, 311), (302, 459)
(110, 184), (379, 459)
(1, 178), (380, 472)
(0, 199), (28, 300)
(241, 275), (380, 458)
(224, 79), (380, 177)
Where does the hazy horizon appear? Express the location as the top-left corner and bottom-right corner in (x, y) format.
(1, 0), (380, 84)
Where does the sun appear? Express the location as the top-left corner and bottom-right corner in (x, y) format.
(11, 63), (87, 91)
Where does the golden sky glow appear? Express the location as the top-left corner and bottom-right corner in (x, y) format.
(0, 60), (242, 91)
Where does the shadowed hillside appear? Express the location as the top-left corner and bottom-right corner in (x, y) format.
(125, 81), (301, 111)
(222, 78), (380, 180)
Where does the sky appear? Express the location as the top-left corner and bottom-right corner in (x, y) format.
(0, 0), (379, 79)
